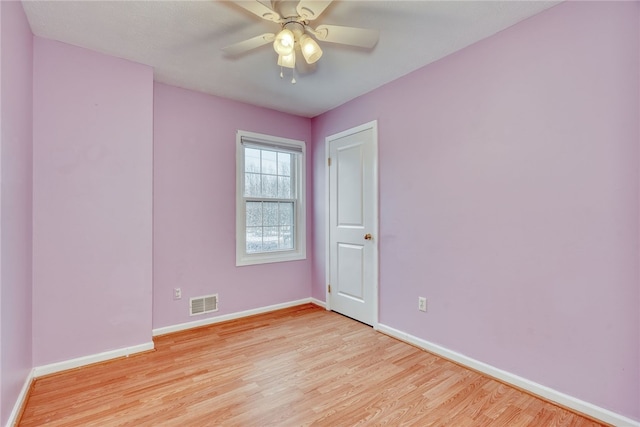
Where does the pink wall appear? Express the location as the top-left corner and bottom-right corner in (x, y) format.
(1, 5), (3, 411)
(153, 83), (312, 329)
(312, 1), (639, 421)
(32, 38), (154, 366)
(1, 6), (3, 411)
(0, 1), (33, 424)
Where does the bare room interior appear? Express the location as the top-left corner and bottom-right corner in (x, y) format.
(1, 0), (638, 426)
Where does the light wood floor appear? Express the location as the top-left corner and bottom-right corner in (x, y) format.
(19, 304), (605, 426)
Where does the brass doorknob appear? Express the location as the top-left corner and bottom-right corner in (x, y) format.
(364, 233), (372, 240)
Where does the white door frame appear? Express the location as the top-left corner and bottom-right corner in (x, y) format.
(324, 120), (379, 329)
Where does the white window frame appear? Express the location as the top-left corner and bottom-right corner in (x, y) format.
(236, 130), (306, 266)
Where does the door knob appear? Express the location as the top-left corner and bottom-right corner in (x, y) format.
(364, 233), (372, 240)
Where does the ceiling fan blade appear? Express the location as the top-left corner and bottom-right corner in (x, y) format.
(222, 33), (276, 56)
(232, 1), (281, 22)
(296, 0), (333, 21)
(313, 25), (379, 49)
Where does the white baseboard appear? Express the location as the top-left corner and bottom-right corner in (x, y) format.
(33, 341), (155, 378)
(152, 298), (319, 336)
(309, 297), (326, 308)
(6, 368), (35, 427)
(377, 323), (639, 427)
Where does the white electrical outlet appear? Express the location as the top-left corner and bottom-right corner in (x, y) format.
(174, 288), (182, 300)
(418, 297), (427, 312)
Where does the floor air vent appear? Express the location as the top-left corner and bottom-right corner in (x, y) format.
(190, 294), (218, 316)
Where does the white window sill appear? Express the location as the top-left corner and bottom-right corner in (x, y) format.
(236, 250), (306, 267)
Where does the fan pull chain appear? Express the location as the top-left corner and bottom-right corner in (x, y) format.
(278, 65), (295, 84)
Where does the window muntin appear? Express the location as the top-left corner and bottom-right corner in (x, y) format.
(236, 131), (306, 266)
(244, 148), (292, 199)
(245, 201), (293, 253)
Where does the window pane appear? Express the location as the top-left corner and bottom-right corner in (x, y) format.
(278, 152), (291, 176)
(263, 226), (279, 251)
(262, 150), (277, 175)
(244, 147), (295, 199)
(262, 175), (278, 198)
(246, 201), (262, 227)
(279, 225), (293, 249)
(278, 176), (291, 199)
(245, 148), (261, 173)
(279, 202), (293, 226)
(245, 202), (295, 254)
(263, 202), (278, 226)
(246, 226), (263, 253)
(245, 173), (261, 197)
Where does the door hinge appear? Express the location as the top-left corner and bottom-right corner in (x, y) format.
(328, 284), (331, 293)
(328, 157), (332, 167)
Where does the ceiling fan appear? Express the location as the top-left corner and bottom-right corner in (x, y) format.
(222, 0), (379, 83)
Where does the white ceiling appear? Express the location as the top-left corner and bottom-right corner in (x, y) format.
(22, 0), (559, 118)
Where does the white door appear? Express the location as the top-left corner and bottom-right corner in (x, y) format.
(327, 121), (378, 326)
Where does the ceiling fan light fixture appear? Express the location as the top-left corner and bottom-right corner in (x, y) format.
(273, 29), (295, 56)
(277, 50), (296, 69)
(299, 34), (323, 64)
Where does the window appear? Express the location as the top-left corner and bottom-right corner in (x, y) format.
(236, 130), (306, 266)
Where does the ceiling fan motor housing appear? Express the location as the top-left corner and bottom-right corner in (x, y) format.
(283, 20), (305, 38)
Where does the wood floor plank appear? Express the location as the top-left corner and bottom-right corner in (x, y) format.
(19, 304), (607, 426)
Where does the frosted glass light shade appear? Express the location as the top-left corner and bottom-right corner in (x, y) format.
(273, 29), (295, 56)
(277, 50), (296, 69)
(299, 34), (322, 64)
